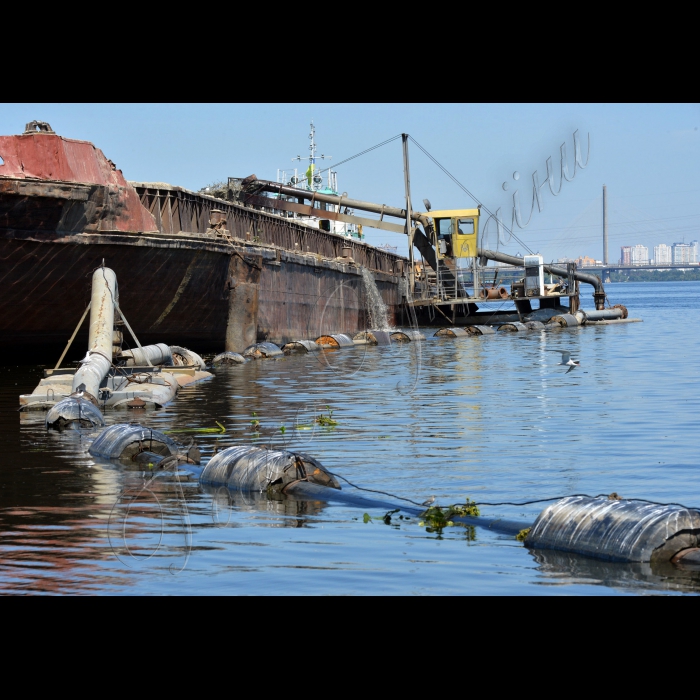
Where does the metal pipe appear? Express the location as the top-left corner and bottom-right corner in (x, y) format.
(71, 267), (116, 401)
(247, 178), (430, 226)
(582, 308), (624, 321)
(477, 248), (605, 295)
(119, 343), (173, 367)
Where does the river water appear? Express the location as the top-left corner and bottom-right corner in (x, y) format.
(1, 281), (699, 595)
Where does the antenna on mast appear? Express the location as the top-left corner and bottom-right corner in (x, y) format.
(291, 121), (330, 190)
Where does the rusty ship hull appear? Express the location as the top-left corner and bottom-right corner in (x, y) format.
(0, 126), (405, 355)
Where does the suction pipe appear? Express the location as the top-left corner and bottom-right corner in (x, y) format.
(477, 249), (606, 308)
(71, 267), (116, 402)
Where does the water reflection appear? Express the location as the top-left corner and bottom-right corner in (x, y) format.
(2, 282), (700, 594)
(529, 548), (700, 594)
(201, 484), (327, 529)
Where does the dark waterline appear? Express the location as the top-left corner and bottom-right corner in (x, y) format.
(1, 281), (699, 595)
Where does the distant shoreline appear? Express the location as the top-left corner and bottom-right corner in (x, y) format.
(607, 270), (700, 283)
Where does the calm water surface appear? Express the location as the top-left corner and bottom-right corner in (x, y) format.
(1, 281), (699, 595)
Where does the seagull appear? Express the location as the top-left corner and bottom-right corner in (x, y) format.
(421, 495), (436, 507)
(547, 349), (580, 373)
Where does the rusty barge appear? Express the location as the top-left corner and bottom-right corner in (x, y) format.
(0, 122), (406, 356)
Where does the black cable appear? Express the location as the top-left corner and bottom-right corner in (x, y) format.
(321, 476), (700, 514)
(325, 470), (427, 508)
(311, 135), (402, 178)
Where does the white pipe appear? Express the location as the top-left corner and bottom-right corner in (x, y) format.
(120, 343), (173, 367)
(72, 267), (116, 400)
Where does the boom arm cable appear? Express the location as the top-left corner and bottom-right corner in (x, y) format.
(408, 135), (534, 255)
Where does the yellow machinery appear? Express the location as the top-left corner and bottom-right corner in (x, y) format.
(426, 209), (480, 260)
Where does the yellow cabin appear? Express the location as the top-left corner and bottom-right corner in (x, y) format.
(426, 209), (480, 259)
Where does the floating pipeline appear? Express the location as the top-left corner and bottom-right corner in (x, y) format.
(84, 426), (700, 570)
(209, 329), (424, 361)
(427, 311), (640, 338)
(203, 456), (700, 567)
(202, 314), (637, 374)
(214, 329), (424, 361)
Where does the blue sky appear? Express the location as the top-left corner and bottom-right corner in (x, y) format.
(2, 104), (698, 262)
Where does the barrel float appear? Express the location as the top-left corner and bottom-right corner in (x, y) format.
(315, 334), (354, 348)
(497, 322), (528, 332)
(46, 397), (105, 430)
(281, 340), (320, 354)
(200, 445), (341, 493)
(434, 327), (469, 338)
(353, 330), (392, 345)
(170, 346), (206, 369)
(211, 351), (247, 365)
(243, 342), (283, 359)
(549, 313), (580, 328)
(89, 423), (182, 461)
(525, 496), (700, 563)
(465, 325), (495, 336)
(390, 330), (426, 342)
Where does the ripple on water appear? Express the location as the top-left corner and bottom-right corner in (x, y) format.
(1, 282), (699, 594)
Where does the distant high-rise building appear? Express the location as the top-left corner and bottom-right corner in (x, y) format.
(620, 246), (632, 265)
(653, 244), (672, 265)
(630, 245), (649, 265)
(672, 242), (698, 264)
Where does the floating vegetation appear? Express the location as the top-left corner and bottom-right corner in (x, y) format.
(362, 509), (410, 527)
(515, 528), (531, 542)
(165, 421), (226, 435)
(449, 499), (480, 518)
(418, 499), (480, 539)
(315, 405), (338, 427)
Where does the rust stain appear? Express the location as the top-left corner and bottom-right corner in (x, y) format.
(151, 250), (202, 328)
